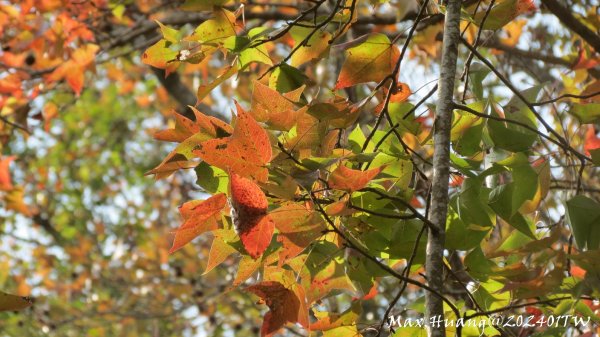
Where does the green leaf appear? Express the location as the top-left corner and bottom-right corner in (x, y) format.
(505, 213), (536, 239)
(187, 8), (236, 45)
(468, 62), (491, 99)
(471, 0), (534, 30)
(224, 28), (273, 69)
(471, 279), (510, 311)
(348, 125), (367, 152)
(487, 87), (541, 152)
(446, 196), (492, 250)
(488, 154), (538, 218)
(570, 103), (600, 124)
(451, 101), (485, 156)
(346, 254), (386, 295)
(269, 63), (307, 93)
(387, 220), (426, 262)
(388, 102), (421, 136)
(195, 161), (228, 193)
(590, 148), (600, 166)
(457, 177), (496, 228)
(155, 21), (182, 43)
(464, 247), (496, 281)
(290, 26), (332, 67)
(371, 153), (413, 190)
(566, 195), (600, 250)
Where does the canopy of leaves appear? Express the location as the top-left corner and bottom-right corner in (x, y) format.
(0, 0), (599, 336)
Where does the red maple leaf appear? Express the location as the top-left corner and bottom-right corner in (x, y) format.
(169, 193), (227, 253)
(229, 173), (274, 259)
(194, 102), (272, 182)
(584, 126), (600, 156)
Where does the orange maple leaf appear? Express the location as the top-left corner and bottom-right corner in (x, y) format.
(229, 173), (274, 259)
(0, 156), (16, 191)
(194, 102), (272, 182)
(584, 126), (600, 156)
(169, 193), (227, 254)
(328, 164), (383, 192)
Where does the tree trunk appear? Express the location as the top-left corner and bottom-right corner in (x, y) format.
(425, 0), (461, 336)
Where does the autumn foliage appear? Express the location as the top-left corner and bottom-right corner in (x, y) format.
(0, 0), (600, 337)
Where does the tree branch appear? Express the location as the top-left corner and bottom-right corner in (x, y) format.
(540, 0), (600, 54)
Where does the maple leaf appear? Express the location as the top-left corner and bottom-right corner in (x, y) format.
(472, 0), (536, 30)
(5, 187), (32, 217)
(196, 64), (238, 103)
(307, 96), (360, 128)
(373, 82), (412, 115)
(246, 281), (304, 337)
(289, 26), (332, 67)
(141, 39), (179, 76)
(0, 156), (16, 191)
(285, 109), (331, 153)
(46, 44), (99, 95)
(573, 46), (600, 70)
(328, 164), (383, 192)
(250, 81), (304, 131)
(147, 107), (233, 178)
(204, 228), (238, 274)
(390, 82), (412, 103)
(169, 193), (227, 253)
(334, 33), (400, 90)
(500, 19), (527, 47)
(270, 203), (326, 265)
(186, 8), (236, 45)
(194, 102), (272, 182)
(311, 301), (361, 331)
(584, 126), (600, 156)
(229, 173), (274, 259)
(300, 253), (356, 304)
(154, 107), (232, 143)
(0, 291), (32, 312)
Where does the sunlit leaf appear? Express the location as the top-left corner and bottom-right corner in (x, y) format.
(290, 26), (332, 67)
(187, 8), (236, 45)
(196, 64), (238, 103)
(170, 193), (227, 253)
(334, 33), (399, 89)
(229, 173), (274, 258)
(250, 81), (304, 131)
(471, 0), (536, 30)
(270, 203), (326, 264)
(194, 103), (272, 182)
(328, 164), (383, 192)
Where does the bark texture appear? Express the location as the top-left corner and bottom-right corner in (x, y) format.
(425, 0), (462, 336)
